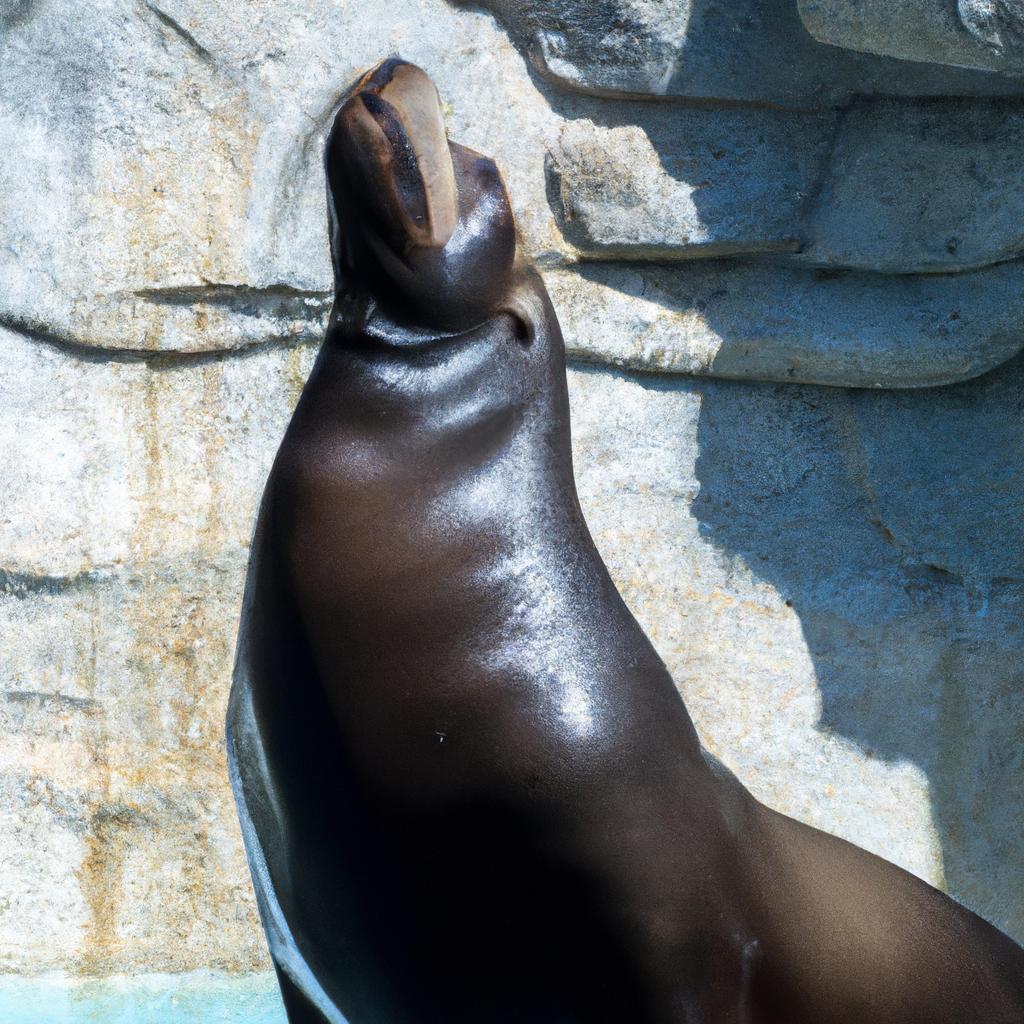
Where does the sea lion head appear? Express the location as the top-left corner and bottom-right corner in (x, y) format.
(326, 58), (518, 334)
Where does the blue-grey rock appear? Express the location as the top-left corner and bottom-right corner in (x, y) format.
(799, 0), (1024, 73)
(464, 0), (1024, 107)
(798, 97), (1024, 273)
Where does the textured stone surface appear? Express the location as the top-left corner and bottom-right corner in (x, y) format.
(551, 97), (1024, 274)
(2, 0), (1023, 990)
(0, 565), (263, 974)
(0, 330), (315, 579)
(548, 261), (1024, 386)
(6, 0), (1024, 387)
(547, 110), (831, 260)
(800, 0), (1024, 73)
(467, 0), (1024, 106)
(568, 360), (1024, 943)
(0, 326), (315, 973)
(0, 0), (324, 353)
(799, 97), (1024, 273)
(0, 0), (561, 353)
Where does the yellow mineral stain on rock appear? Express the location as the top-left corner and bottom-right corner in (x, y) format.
(83, 52), (261, 352)
(199, 363), (228, 554)
(58, 352), (275, 973)
(286, 342), (312, 405)
(0, 739), (101, 788)
(78, 805), (137, 975)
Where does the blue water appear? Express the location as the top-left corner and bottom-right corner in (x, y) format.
(0, 972), (287, 1024)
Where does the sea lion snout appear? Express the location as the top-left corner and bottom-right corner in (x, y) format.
(327, 58), (518, 333)
(332, 59), (458, 253)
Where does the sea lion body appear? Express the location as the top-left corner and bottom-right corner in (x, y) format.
(228, 58), (1024, 1024)
(231, 289), (757, 1021)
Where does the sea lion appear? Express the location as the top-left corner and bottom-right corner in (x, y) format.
(227, 58), (1024, 1023)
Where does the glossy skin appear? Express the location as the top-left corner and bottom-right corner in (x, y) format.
(228, 59), (1024, 1024)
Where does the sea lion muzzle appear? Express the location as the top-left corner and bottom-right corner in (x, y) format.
(326, 58), (517, 333)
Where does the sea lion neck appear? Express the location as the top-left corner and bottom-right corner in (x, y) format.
(326, 295), (502, 352)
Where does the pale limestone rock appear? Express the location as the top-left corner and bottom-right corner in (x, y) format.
(0, 325), (315, 973)
(0, 329), (315, 578)
(547, 261), (1024, 387)
(0, 562), (274, 974)
(549, 97), (1024, 274)
(5, 0), (1024, 387)
(0, 0), (562, 353)
(547, 110), (832, 260)
(800, 0), (1024, 73)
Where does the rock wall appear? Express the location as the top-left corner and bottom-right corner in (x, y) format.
(1, 0), (1022, 978)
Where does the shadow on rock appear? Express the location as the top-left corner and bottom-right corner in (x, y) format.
(690, 353), (1024, 941)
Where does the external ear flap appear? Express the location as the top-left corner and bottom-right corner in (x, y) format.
(448, 143), (515, 249)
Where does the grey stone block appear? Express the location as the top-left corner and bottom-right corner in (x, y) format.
(547, 260), (1024, 386)
(547, 108), (833, 260)
(466, 0), (1024, 107)
(799, 0), (1024, 73)
(799, 97), (1024, 273)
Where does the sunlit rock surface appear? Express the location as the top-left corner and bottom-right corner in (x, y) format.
(5, 0), (1024, 383)
(546, 110), (830, 260)
(0, 326), (315, 974)
(548, 261), (1024, 387)
(552, 98), (1024, 277)
(1, 0), (1022, 990)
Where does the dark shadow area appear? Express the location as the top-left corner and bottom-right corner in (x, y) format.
(455, 0), (1024, 111)
(690, 352), (1024, 940)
